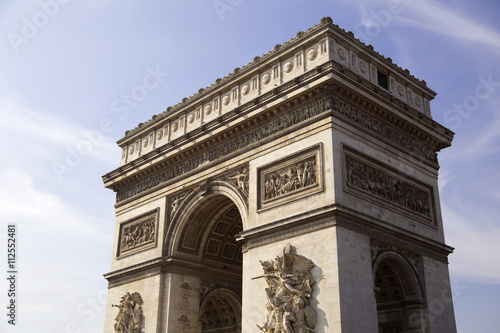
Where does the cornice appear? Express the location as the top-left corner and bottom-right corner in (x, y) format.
(116, 17), (436, 147)
(103, 58), (451, 196)
(238, 203), (453, 263)
(104, 256), (241, 288)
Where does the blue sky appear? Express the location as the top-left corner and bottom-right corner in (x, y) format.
(0, 0), (499, 332)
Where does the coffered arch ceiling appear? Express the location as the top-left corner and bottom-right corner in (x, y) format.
(176, 195), (243, 269)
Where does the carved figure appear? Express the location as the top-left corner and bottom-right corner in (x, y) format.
(225, 167), (249, 198)
(255, 244), (316, 333)
(121, 219), (155, 252)
(264, 157), (317, 201)
(170, 190), (192, 219)
(345, 156), (431, 217)
(112, 292), (144, 333)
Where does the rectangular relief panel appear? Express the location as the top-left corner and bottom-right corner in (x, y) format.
(117, 208), (159, 258)
(258, 144), (323, 211)
(343, 146), (436, 226)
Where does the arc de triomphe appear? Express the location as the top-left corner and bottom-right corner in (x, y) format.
(102, 17), (456, 333)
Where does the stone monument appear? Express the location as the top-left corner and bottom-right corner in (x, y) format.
(102, 17), (457, 332)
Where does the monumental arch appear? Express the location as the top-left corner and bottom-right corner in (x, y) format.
(102, 17), (457, 332)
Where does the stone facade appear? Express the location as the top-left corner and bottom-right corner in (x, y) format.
(102, 17), (456, 332)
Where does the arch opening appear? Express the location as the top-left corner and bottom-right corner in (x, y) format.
(172, 193), (243, 333)
(374, 255), (426, 333)
(200, 290), (242, 333)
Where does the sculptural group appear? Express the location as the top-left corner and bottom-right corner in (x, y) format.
(256, 244), (317, 333)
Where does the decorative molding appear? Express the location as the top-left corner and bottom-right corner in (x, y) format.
(115, 96), (334, 202)
(258, 144), (323, 210)
(344, 148), (435, 223)
(371, 239), (419, 270)
(117, 209), (158, 258)
(331, 97), (437, 163)
(255, 244), (317, 333)
(112, 292), (144, 333)
(114, 93), (439, 203)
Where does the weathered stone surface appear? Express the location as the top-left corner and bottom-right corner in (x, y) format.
(102, 17), (456, 333)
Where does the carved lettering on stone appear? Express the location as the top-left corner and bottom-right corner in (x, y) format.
(345, 155), (432, 218)
(118, 210), (158, 257)
(255, 244), (317, 333)
(112, 292), (144, 333)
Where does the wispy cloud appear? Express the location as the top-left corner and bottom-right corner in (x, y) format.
(393, 1), (500, 52)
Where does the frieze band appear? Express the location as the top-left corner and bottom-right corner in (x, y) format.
(116, 96), (334, 202)
(331, 98), (437, 163)
(115, 95), (437, 202)
(345, 154), (433, 219)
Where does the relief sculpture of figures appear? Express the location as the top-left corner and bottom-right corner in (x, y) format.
(121, 219), (156, 252)
(225, 167), (249, 198)
(112, 292), (144, 333)
(255, 244), (317, 333)
(264, 157), (317, 201)
(346, 156), (431, 217)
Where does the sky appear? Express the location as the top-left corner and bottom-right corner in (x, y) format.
(0, 0), (499, 332)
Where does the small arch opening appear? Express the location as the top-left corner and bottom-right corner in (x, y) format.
(374, 255), (426, 333)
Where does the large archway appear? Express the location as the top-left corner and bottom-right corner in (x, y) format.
(168, 191), (244, 333)
(374, 253), (426, 333)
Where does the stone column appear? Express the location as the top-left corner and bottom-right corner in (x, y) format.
(160, 273), (202, 333)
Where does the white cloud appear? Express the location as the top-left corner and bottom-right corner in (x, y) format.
(0, 166), (111, 332)
(443, 203), (500, 284)
(0, 91), (114, 332)
(393, 1), (500, 52)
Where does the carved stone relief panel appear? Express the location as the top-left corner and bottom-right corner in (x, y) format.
(255, 244), (317, 333)
(112, 292), (144, 333)
(117, 209), (158, 258)
(258, 144), (323, 211)
(344, 147), (435, 225)
(222, 166), (249, 203)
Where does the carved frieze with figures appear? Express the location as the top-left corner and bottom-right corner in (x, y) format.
(117, 209), (158, 258)
(258, 144), (323, 210)
(344, 148), (435, 223)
